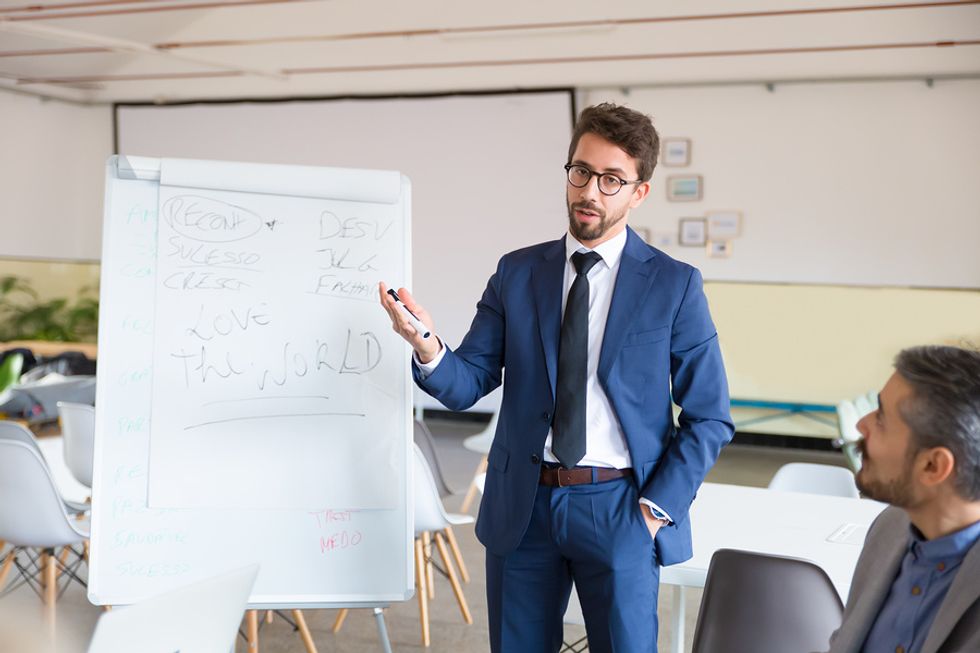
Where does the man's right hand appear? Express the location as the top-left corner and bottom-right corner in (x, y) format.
(378, 282), (442, 364)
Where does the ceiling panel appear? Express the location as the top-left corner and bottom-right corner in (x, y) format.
(1, 0), (977, 102)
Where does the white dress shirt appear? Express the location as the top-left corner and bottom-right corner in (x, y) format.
(416, 228), (670, 521)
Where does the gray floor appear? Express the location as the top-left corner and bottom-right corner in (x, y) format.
(1, 418), (848, 653)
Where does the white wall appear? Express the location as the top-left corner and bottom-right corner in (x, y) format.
(585, 80), (980, 289)
(0, 91), (113, 261)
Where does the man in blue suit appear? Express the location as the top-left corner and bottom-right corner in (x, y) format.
(380, 103), (733, 652)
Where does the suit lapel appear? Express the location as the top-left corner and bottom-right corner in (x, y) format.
(597, 227), (660, 383)
(834, 531), (908, 653)
(531, 237), (567, 400)
(921, 538), (980, 653)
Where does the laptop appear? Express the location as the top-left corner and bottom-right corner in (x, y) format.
(88, 565), (259, 653)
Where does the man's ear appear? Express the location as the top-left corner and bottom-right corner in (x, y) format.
(630, 181), (651, 209)
(918, 446), (956, 489)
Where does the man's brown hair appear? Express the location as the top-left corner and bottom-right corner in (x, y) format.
(567, 103), (660, 182)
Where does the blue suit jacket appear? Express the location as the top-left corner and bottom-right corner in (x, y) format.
(414, 227), (734, 565)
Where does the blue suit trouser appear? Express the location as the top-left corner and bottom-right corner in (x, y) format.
(485, 475), (661, 653)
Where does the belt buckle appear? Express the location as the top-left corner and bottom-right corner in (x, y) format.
(557, 468), (570, 488)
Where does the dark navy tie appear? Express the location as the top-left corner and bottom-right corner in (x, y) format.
(552, 250), (602, 469)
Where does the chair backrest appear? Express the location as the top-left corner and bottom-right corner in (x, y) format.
(691, 548), (843, 653)
(0, 439), (88, 547)
(0, 352), (24, 392)
(413, 444), (452, 534)
(413, 420), (453, 498)
(768, 462), (859, 498)
(462, 410), (500, 455)
(0, 419), (42, 453)
(57, 401), (96, 488)
(88, 565), (258, 653)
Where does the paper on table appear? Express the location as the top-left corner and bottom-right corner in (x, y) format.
(826, 523), (869, 545)
(147, 169), (406, 511)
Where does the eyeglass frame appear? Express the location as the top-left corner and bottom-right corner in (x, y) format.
(563, 163), (643, 197)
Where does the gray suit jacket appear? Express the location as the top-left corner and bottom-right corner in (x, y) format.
(827, 507), (980, 653)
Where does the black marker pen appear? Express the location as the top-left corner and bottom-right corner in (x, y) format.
(387, 289), (431, 339)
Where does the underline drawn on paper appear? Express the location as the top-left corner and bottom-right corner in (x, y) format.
(202, 395), (331, 407)
(162, 195), (263, 243)
(184, 412), (367, 430)
(175, 265), (262, 273)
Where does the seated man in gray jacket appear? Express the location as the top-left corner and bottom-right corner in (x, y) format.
(828, 345), (980, 653)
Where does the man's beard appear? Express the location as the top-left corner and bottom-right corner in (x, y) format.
(567, 200), (626, 243)
(854, 440), (918, 507)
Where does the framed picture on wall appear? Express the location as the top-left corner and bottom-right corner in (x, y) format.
(662, 138), (691, 167)
(678, 217), (707, 247)
(707, 211), (742, 239)
(707, 240), (734, 258)
(666, 175), (703, 202)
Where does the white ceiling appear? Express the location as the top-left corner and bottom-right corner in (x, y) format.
(1, 0), (978, 104)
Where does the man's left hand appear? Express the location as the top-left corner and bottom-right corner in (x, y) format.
(640, 506), (667, 541)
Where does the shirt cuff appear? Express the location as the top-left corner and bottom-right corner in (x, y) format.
(412, 338), (445, 379)
(639, 498), (672, 524)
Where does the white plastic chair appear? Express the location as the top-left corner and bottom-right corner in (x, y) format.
(0, 421), (89, 515)
(331, 446), (475, 647)
(836, 392), (878, 472)
(413, 444), (474, 646)
(0, 439), (90, 625)
(57, 402), (96, 489)
(561, 583), (588, 652)
(768, 462), (859, 498)
(459, 410), (500, 512)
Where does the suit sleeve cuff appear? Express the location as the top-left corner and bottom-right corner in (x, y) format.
(412, 338), (446, 379)
(639, 498), (672, 524)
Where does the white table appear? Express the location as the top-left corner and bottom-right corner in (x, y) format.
(660, 483), (887, 653)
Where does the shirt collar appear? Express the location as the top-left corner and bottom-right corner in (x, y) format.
(564, 227), (628, 270)
(908, 518), (980, 563)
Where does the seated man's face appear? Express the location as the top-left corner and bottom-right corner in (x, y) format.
(855, 373), (920, 507)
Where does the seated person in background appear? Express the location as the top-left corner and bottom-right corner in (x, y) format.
(827, 345), (980, 653)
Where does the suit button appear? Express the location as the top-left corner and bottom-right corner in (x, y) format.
(530, 454), (541, 464)
(541, 411), (551, 422)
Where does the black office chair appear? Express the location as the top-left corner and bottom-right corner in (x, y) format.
(691, 548), (843, 653)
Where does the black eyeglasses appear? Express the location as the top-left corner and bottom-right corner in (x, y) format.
(564, 164), (642, 196)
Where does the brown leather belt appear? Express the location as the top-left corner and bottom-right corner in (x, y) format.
(539, 466), (633, 487)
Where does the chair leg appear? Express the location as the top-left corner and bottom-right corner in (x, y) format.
(291, 610), (318, 653)
(331, 608), (349, 633)
(460, 455), (488, 513)
(246, 610), (259, 653)
(43, 549), (57, 635)
(55, 547), (71, 579)
(422, 532), (435, 599)
(444, 526), (470, 583)
(414, 538), (430, 647)
(434, 532), (472, 624)
(0, 549), (15, 589)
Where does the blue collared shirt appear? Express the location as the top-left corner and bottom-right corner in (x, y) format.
(862, 518), (980, 653)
